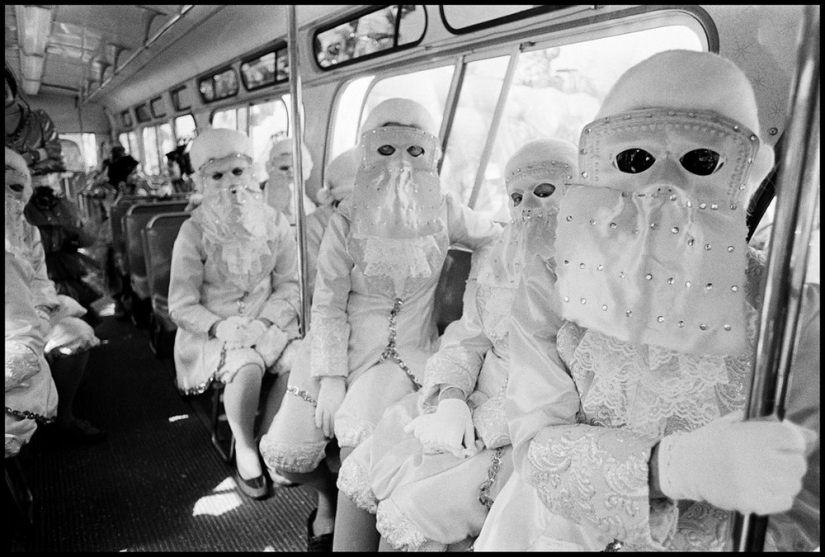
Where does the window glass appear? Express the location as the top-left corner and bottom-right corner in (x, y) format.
(172, 86), (193, 111)
(150, 96), (166, 118)
(127, 131), (140, 161)
(241, 48), (289, 90)
(237, 107), (248, 135)
(249, 99), (289, 182)
(198, 68), (239, 103)
(440, 5), (561, 34)
(439, 56), (510, 208)
(60, 133), (98, 171)
(142, 126), (160, 175)
(212, 108), (237, 130)
(276, 48), (289, 81)
(472, 25), (704, 220)
(121, 110), (133, 128)
(330, 75), (374, 160)
(314, 5), (426, 69)
(157, 123), (175, 168)
(118, 133), (130, 155)
(135, 104), (151, 124)
(174, 115), (197, 143)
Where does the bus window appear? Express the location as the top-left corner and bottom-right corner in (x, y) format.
(361, 64), (455, 139)
(440, 55), (511, 208)
(468, 25), (705, 220)
(127, 131), (140, 161)
(249, 99), (289, 181)
(118, 133), (130, 155)
(142, 126), (160, 175)
(212, 106), (248, 133)
(157, 123), (175, 168)
(174, 115), (197, 143)
(329, 76), (374, 160)
(60, 132), (98, 172)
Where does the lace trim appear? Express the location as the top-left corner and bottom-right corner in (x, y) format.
(310, 319), (350, 378)
(337, 457), (378, 514)
(5, 341), (42, 391)
(475, 284), (516, 356)
(259, 438), (328, 474)
(472, 385), (509, 449)
(376, 498), (448, 552)
(5, 406), (56, 424)
(421, 348), (480, 406)
(335, 415), (375, 449)
(177, 375), (216, 397)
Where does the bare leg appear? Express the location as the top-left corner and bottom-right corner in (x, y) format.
(333, 492), (380, 551)
(223, 364), (263, 480)
(49, 350), (91, 426)
(257, 372), (289, 436)
(378, 536), (402, 552)
(277, 459), (338, 535)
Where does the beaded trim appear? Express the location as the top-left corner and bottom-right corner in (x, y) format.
(477, 447), (505, 510)
(378, 298), (421, 389)
(286, 386), (317, 407)
(5, 406), (55, 424)
(602, 539), (625, 552)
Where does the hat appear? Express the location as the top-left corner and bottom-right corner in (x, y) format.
(318, 147), (359, 205)
(190, 128), (254, 173)
(268, 138), (313, 181)
(505, 138), (578, 187)
(361, 98), (438, 137)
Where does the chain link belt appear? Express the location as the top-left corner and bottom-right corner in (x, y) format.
(478, 446), (505, 510)
(5, 406), (56, 424)
(378, 298), (421, 390)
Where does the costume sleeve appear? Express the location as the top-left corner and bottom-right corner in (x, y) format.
(507, 256), (668, 548)
(304, 209), (328, 299)
(420, 245), (493, 407)
(23, 224), (61, 313)
(766, 283), (821, 551)
(168, 220), (223, 336)
(309, 211), (352, 379)
(444, 192), (502, 251)
(258, 215), (301, 333)
(30, 110), (66, 175)
(5, 253), (45, 392)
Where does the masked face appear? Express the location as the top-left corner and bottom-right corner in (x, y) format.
(556, 109), (759, 356)
(265, 152), (294, 213)
(507, 167), (567, 258)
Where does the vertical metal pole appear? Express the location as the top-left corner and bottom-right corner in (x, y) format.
(287, 5), (311, 335)
(733, 4), (820, 552)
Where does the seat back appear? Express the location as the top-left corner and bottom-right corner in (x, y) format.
(125, 201), (189, 300)
(433, 248), (473, 335)
(142, 212), (191, 313)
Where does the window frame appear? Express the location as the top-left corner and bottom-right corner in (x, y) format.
(171, 85), (193, 112)
(312, 4), (428, 71)
(149, 96), (167, 119)
(197, 66), (240, 104)
(439, 5), (573, 35)
(240, 42), (289, 92)
(120, 109), (134, 129)
(134, 103), (152, 124)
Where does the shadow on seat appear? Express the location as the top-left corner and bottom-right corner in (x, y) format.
(433, 248), (473, 335)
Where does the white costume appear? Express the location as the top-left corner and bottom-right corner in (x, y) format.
(169, 129), (301, 394)
(477, 50), (813, 551)
(265, 139), (316, 225)
(259, 99), (501, 475)
(336, 139), (578, 550)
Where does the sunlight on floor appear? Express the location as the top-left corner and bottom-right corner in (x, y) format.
(191, 477), (243, 517)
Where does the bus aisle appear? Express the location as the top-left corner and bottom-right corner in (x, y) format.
(7, 309), (315, 552)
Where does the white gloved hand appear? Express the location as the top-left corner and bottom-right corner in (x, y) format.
(315, 376), (346, 439)
(214, 316), (256, 349)
(658, 411), (816, 515)
(241, 319), (268, 347)
(404, 398), (476, 458)
(44, 316), (100, 356)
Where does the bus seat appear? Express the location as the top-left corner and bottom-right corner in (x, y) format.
(433, 248), (473, 335)
(111, 195), (183, 276)
(142, 212), (191, 359)
(125, 201), (189, 303)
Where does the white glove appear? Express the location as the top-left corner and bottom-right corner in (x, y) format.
(45, 316), (100, 356)
(658, 411), (816, 515)
(55, 295), (87, 319)
(255, 326), (289, 368)
(404, 398), (476, 458)
(315, 376), (346, 438)
(214, 316), (266, 349)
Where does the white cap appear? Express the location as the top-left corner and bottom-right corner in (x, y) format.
(318, 147), (359, 205)
(361, 98), (438, 137)
(505, 138), (578, 185)
(190, 128), (254, 173)
(268, 138), (314, 181)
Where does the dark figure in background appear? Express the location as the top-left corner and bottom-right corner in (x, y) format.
(5, 62), (66, 188)
(107, 154), (151, 199)
(166, 144), (196, 194)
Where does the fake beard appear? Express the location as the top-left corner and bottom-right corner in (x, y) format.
(349, 162), (446, 299)
(5, 194), (26, 256)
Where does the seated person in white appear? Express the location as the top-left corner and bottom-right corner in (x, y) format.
(6, 147), (102, 443)
(334, 138), (578, 551)
(258, 98), (502, 550)
(475, 50), (816, 552)
(5, 154), (59, 458)
(264, 138), (316, 226)
(168, 128), (301, 500)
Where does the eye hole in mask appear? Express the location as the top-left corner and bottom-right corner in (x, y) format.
(8, 183), (24, 194)
(679, 149), (724, 176)
(278, 165), (290, 172)
(511, 192), (523, 206)
(615, 149), (656, 174)
(406, 145), (425, 157)
(532, 183), (556, 198)
(232, 167), (245, 177)
(377, 145), (396, 156)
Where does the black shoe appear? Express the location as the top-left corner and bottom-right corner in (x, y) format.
(307, 508), (334, 552)
(235, 469), (268, 500)
(57, 418), (107, 444)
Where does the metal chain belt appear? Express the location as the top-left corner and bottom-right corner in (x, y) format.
(602, 539), (625, 552)
(286, 386), (317, 407)
(379, 298), (421, 389)
(5, 406), (56, 424)
(478, 446), (504, 510)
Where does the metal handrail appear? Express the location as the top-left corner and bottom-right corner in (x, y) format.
(733, 4), (820, 552)
(288, 5), (312, 336)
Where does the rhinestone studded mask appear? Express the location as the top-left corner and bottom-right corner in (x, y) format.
(556, 109), (760, 356)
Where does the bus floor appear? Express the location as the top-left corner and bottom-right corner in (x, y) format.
(6, 312), (315, 552)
